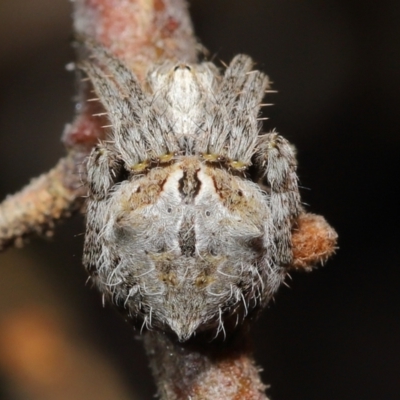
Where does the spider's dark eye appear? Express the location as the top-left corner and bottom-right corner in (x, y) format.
(173, 64), (191, 71)
(112, 162), (131, 184)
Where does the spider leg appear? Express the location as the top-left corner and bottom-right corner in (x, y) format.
(255, 132), (302, 265)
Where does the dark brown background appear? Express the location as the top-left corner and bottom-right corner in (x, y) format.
(0, 1), (399, 399)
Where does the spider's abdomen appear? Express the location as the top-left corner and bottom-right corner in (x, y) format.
(84, 158), (283, 340)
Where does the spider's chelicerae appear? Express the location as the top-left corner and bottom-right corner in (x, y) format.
(82, 41), (301, 341)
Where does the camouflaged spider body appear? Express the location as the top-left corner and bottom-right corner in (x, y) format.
(82, 41), (302, 341)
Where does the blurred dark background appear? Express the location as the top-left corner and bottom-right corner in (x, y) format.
(0, 0), (399, 399)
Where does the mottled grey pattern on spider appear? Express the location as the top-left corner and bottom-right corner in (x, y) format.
(81, 40), (301, 341)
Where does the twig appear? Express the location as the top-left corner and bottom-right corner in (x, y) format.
(0, 152), (85, 251)
(144, 328), (268, 400)
(291, 213), (338, 271)
(73, 0), (198, 79)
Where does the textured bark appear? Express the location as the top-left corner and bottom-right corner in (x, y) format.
(73, 0), (198, 80)
(144, 329), (269, 400)
(291, 213), (338, 271)
(0, 152), (85, 251)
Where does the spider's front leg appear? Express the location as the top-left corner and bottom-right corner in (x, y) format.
(255, 132), (303, 266)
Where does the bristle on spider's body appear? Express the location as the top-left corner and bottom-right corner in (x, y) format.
(81, 40), (301, 341)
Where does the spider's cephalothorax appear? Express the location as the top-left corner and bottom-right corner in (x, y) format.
(82, 41), (301, 341)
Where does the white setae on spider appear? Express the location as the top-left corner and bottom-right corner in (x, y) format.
(81, 40), (302, 341)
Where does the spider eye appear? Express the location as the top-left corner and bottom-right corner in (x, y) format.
(112, 162), (131, 184)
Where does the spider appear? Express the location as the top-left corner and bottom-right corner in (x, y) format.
(81, 40), (301, 341)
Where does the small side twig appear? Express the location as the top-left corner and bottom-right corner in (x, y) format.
(0, 152), (85, 251)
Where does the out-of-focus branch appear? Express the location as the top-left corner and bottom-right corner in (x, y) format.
(73, 0), (197, 80)
(0, 306), (134, 400)
(0, 152), (86, 251)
